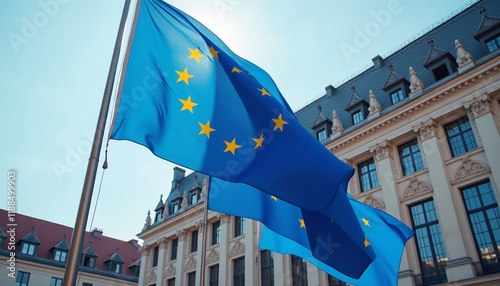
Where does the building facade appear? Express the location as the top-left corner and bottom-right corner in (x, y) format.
(0, 210), (141, 286)
(138, 0), (500, 285)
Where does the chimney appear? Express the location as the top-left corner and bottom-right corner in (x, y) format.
(325, 85), (336, 97)
(91, 228), (103, 238)
(372, 55), (383, 70)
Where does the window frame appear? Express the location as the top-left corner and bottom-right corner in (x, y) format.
(291, 255), (308, 286)
(351, 109), (364, 125)
(398, 138), (425, 176)
(233, 257), (245, 286)
(357, 158), (379, 192)
(152, 246), (159, 268)
(187, 271), (196, 286)
(234, 217), (245, 238)
(50, 277), (63, 286)
(20, 242), (37, 255)
(15, 271), (30, 286)
(209, 264), (219, 286)
(211, 221), (220, 246)
(191, 229), (198, 253)
(485, 34), (500, 53)
(317, 128), (327, 142)
(171, 238), (178, 261)
(444, 115), (478, 157)
(389, 88), (405, 105)
(53, 249), (68, 263)
(261, 250), (274, 286)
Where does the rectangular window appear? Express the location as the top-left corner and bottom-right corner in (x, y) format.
(358, 158), (379, 192)
(444, 116), (478, 157)
(352, 110), (364, 125)
(233, 257), (245, 286)
(317, 129), (327, 142)
(209, 264), (219, 286)
(212, 221), (221, 245)
(173, 204), (179, 213)
(54, 250), (68, 262)
(83, 256), (95, 268)
(291, 255), (308, 286)
(82, 283), (93, 286)
(191, 193), (198, 204)
(154, 211), (162, 222)
(390, 89), (405, 104)
(261, 250), (274, 286)
(486, 34), (500, 53)
(171, 238), (178, 261)
(15, 271), (30, 286)
(167, 278), (175, 286)
(152, 246), (159, 267)
(235, 217), (245, 237)
(187, 272), (196, 286)
(410, 200), (448, 285)
(21, 243), (36, 255)
(462, 180), (500, 274)
(50, 278), (62, 286)
(110, 262), (121, 274)
(191, 230), (198, 253)
(398, 138), (424, 176)
(328, 275), (346, 286)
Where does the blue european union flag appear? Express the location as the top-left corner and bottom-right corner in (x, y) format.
(258, 194), (415, 286)
(111, 0), (354, 211)
(208, 177), (378, 278)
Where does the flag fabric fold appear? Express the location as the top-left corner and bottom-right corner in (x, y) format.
(111, 0), (354, 211)
(258, 195), (415, 286)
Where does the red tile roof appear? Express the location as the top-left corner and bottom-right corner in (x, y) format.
(0, 209), (140, 277)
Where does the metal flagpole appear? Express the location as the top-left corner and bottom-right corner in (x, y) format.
(200, 176), (211, 286)
(62, 0), (133, 285)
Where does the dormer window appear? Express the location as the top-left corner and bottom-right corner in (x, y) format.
(173, 204), (179, 214)
(83, 256), (96, 268)
(189, 173), (202, 205)
(190, 193), (198, 204)
(19, 225), (40, 256)
(344, 86), (369, 126)
(311, 105), (332, 141)
(54, 250), (68, 262)
(382, 63), (410, 105)
(81, 240), (98, 269)
(154, 195), (164, 223)
(474, 7), (500, 53)
(423, 39), (458, 82)
(51, 234), (70, 263)
(104, 248), (124, 274)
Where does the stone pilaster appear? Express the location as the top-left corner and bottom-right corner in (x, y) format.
(174, 229), (187, 286)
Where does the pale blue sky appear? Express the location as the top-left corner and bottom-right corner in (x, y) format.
(1, 0), (474, 241)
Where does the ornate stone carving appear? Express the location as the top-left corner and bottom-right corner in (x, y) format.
(181, 191), (188, 209)
(455, 39), (474, 67)
(164, 264), (176, 277)
(229, 239), (245, 257)
(176, 229), (187, 241)
(331, 110), (344, 137)
(138, 244), (150, 253)
(195, 220), (205, 232)
(145, 270), (156, 284)
(162, 202), (169, 218)
(362, 194), (385, 210)
(369, 140), (393, 161)
(157, 237), (168, 249)
(368, 90), (381, 118)
(185, 256), (196, 270)
(401, 177), (433, 201)
(464, 93), (493, 118)
(144, 210), (152, 229)
(206, 249), (220, 264)
(409, 66), (424, 95)
(452, 157), (490, 184)
(217, 213), (228, 224)
(413, 118), (439, 141)
(200, 177), (207, 200)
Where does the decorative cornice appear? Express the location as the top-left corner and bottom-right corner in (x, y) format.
(463, 93), (493, 118)
(362, 194), (385, 210)
(138, 205), (205, 239)
(452, 156), (490, 184)
(412, 118), (439, 141)
(328, 62), (500, 152)
(401, 177), (433, 202)
(229, 239), (245, 257)
(369, 140), (393, 161)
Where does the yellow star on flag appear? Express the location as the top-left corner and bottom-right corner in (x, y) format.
(258, 87), (271, 97)
(271, 196), (277, 202)
(179, 95), (198, 113)
(253, 134), (264, 149)
(208, 45), (219, 60)
(299, 218), (306, 228)
(188, 47), (204, 63)
(361, 217), (370, 227)
(231, 67), (241, 73)
(198, 121), (215, 138)
(364, 235), (370, 247)
(224, 138), (241, 155)
(273, 114), (288, 132)
(176, 68), (194, 85)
